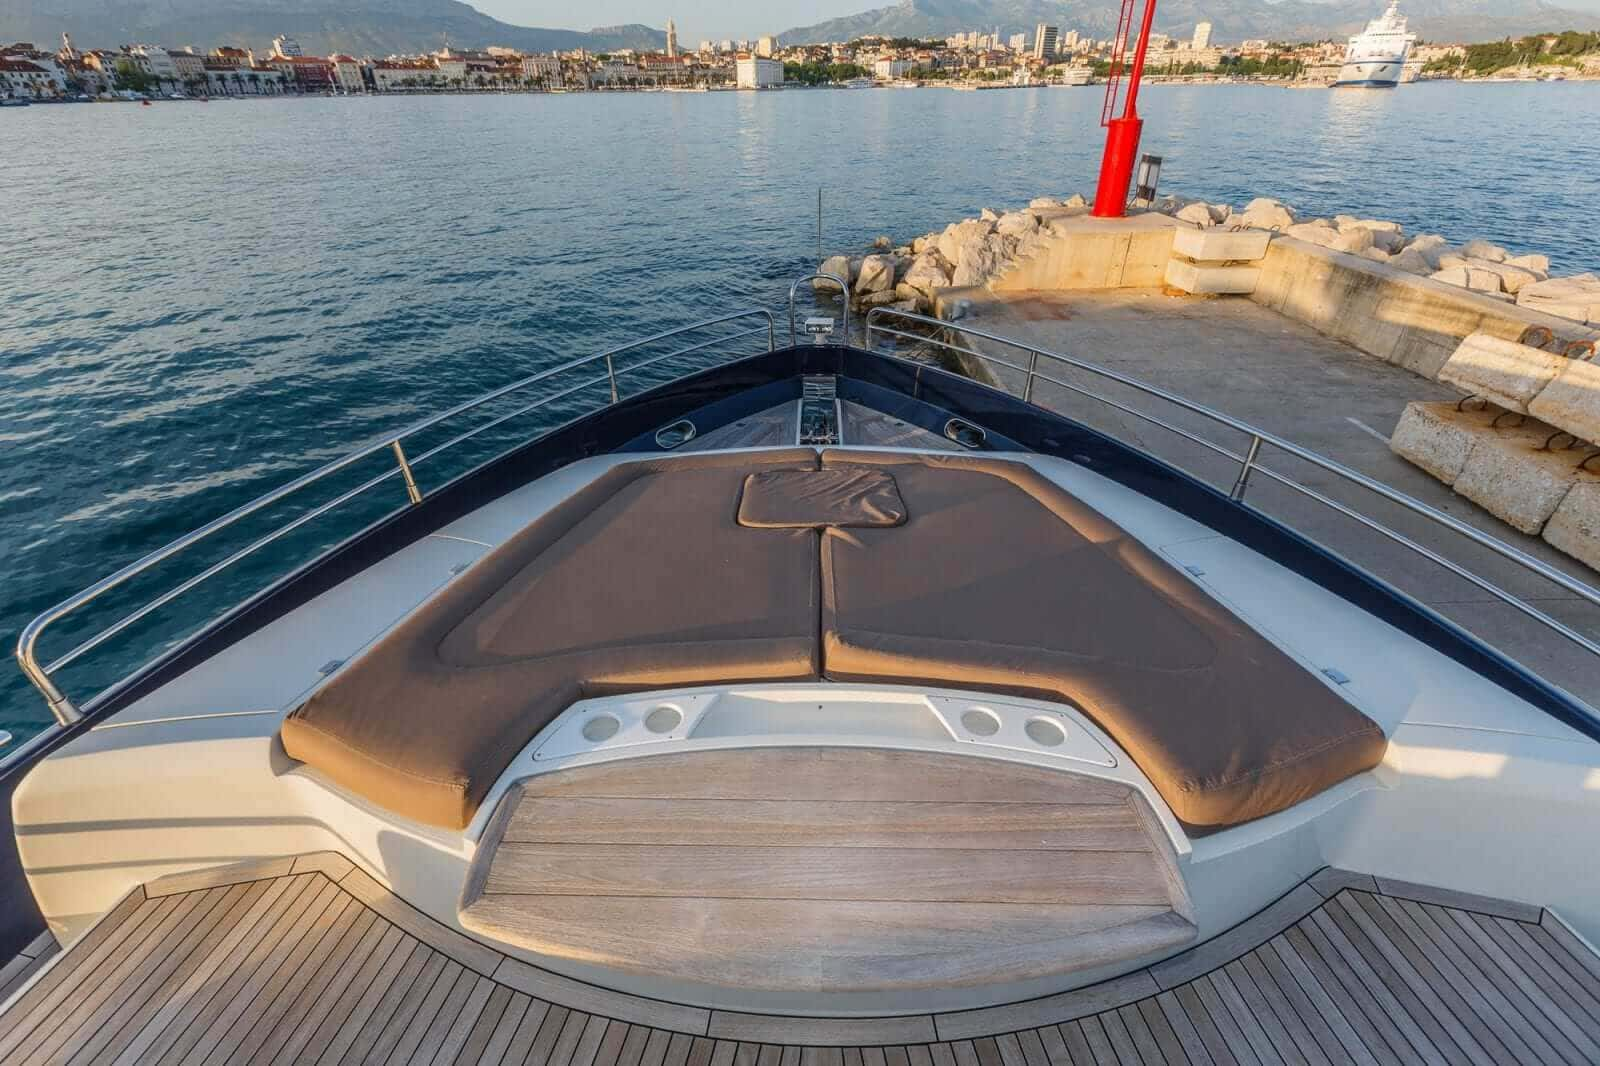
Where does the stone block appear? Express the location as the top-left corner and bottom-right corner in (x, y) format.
(1437, 332), (1569, 411)
(1432, 266), (1504, 293)
(1543, 477), (1600, 573)
(1528, 357), (1600, 445)
(1171, 227), (1271, 262)
(1504, 253), (1550, 278)
(1518, 273), (1600, 326)
(1164, 258), (1259, 295)
(1461, 238), (1509, 262)
(1389, 401), (1495, 485)
(1453, 418), (1583, 534)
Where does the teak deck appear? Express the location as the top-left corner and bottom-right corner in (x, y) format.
(459, 750), (1196, 993)
(2, 853), (1599, 1065)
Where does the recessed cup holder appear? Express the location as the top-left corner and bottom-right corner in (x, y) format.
(581, 714), (621, 742)
(644, 704), (683, 734)
(960, 707), (1002, 737)
(1024, 716), (1067, 747)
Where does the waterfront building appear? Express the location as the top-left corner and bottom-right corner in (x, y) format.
(1192, 22), (1213, 50)
(735, 55), (783, 88)
(126, 44), (178, 85)
(521, 54), (562, 87)
(370, 60), (437, 91)
(168, 48), (206, 89)
(0, 57), (60, 98)
(330, 55), (365, 93)
(1034, 25), (1059, 61)
(666, 19), (678, 60)
(271, 36), (303, 59)
(873, 58), (912, 79)
(266, 54), (335, 91)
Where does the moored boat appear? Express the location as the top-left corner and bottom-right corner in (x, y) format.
(1334, 1), (1417, 87)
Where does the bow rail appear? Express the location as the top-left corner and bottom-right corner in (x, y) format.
(14, 310), (776, 737)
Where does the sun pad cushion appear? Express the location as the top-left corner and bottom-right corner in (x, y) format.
(816, 450), (1387, 828)
(280, 450), (822, 829)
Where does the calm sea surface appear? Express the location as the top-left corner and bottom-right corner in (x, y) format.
(2, 82), (1597, 744)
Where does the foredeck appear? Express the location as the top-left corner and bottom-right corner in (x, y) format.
(3, 855), (1597, 1065)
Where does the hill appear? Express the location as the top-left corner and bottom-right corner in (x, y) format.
(779, 0), (1600, 46)
(0, 0), (665, 56)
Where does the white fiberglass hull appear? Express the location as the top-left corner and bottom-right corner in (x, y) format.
(1334, 58), (1405, 87)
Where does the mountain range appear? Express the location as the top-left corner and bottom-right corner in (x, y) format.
(0, 0), (664, 56)
(780, 0), (1600, 45)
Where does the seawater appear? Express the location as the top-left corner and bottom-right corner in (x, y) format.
(3, 82), (1597, 743)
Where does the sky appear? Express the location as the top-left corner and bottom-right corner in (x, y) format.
(466, 1), (874, 43)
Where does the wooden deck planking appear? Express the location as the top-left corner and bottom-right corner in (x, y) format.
(2, 861), (1598, 1065)
(468, 752), (1191, 994)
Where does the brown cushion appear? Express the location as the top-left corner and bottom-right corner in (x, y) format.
(816, 450), (1387, 829)
(281, 450), (823, 829)
(737, 468), (907, 529)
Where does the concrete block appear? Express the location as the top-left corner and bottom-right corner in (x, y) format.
(1164, 258), (1260, 295)
(1436, 332), (1569, 411)
(1171, 227), (1271, 263)
(1528, 357), (1600, 445)
(1518, 273), (1600, 326)
(1389, 401), (1495, 485)
(1453, 417), (1583, 534)
(1543, 476), (1600, 573)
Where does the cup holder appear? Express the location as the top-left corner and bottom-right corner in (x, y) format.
(1024, 716), (1067, 747)
(960, 708), (1002, 737)
(644, 704), (683, 734)
(581, 714), (621, 742)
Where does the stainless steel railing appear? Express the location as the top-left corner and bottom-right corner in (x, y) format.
(13, 310), (776, 737)
(864, 307), (1600, 670)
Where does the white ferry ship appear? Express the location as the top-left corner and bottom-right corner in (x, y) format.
(1335, 1), (1417, 87)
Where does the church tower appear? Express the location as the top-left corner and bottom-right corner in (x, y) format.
(666, 18), (678, 59)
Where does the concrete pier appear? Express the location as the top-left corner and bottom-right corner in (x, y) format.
(940, 286), (1600, 701)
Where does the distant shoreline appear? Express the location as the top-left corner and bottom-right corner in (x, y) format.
(9, 76), (1597, 110)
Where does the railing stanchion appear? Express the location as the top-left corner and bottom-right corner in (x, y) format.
(1024, 349), (1040, 403)
(1230, 435), (1263, 502)
(391, 441), (424, 505)
(605, 354), (619, 403)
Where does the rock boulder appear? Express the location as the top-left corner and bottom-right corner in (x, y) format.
(995, 211), (1038, 239)
(901, 252), (953, 298)
(1504, 253), (1550, 278)
(1238, 197), (1296, 231)
(1286, 223), (1340, 249)
(1391, 247), (1434, 275)
(814, 256), (851, 291)
(1460, 238), (1509, 263)
(1175, 203), (1215, 228)
(937, 219), (994, 269)
(856, 254), (895, 295)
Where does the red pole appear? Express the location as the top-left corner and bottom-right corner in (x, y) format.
(1092, 0), (1160, 217)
